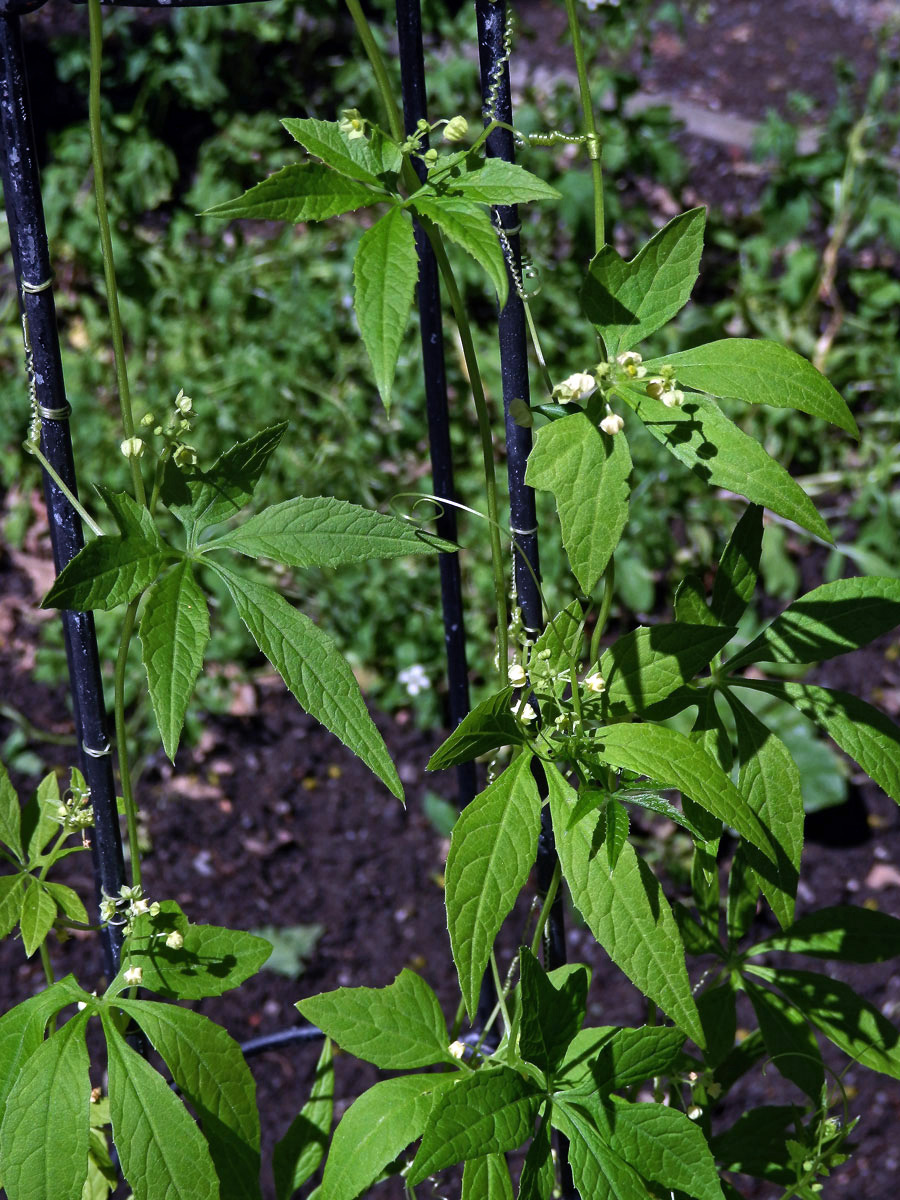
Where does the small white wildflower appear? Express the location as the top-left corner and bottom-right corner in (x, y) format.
(443, 115), (469, 144)
(660, 388), (685, 408)
(398, 664), (430, 697)
(687, 1105), (703, 1120)
(174, 389), (192, 415)
(124, 966), (143, 986)
(508, 663), (527, 687)
(599, 412), (625, 436)
(338, 108), (366, 140)
(448, 1039), (467, 1059)
(584, 671), (606, 694)
(174, 444), (198, 468)
(553, 372), (596, 404)
(165, 930), (184, 950)
(130, 898), (150, 917)
(616, 350), (646, 379)
(516, 703), (537, 723)
(120, 437), (144, 459)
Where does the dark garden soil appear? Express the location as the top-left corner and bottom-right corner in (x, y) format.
(3, 523), (900, 1199)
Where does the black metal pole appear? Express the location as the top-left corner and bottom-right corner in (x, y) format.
(395, 0), (477, 811)
(474, 2), (573, 1190)
(0, 6), (125, 980)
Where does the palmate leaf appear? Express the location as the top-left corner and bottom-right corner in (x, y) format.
(281, 117), (400, 184)
(555, 1025), (685, 1094)
(524, 412), (631, 593)
(0, 976), (88, 1113)
(273, 1038), (333, 1200)
(748, 904), (900, 962)
(427, 686), (523, 771)
(318, 1074), (450, 1200)
(0, 1014), (91, 1200)
(413, 195), (509, 309)
(642, 338), (857, 436)
(581, 207), (706, 357)
(445, 754), (542, 1017)
(710, 504), (764, 626)
(0, 760), (24, 862)
(296, 969), (451, 1069)
(408, 1066), (543, 1186)
(553, 1096), (649, 1200)
(726, 576), (900, 670)
(102, 1015), (220, 1200)
(618, 384), (832, 542)
(163, 423), (288, 535)
(744, 980), (824, 1102)
(140, 560), (210, 761)
(733, 678), (900, 804)
(117, 1000), (261, 1200)
(547, 765), (705, 1047)
(601, 1098), (725, 1200)
(0, 875), (24, 940)
(202, 163), (380, 222)
(203, 494), (456, 567)
(519, 947), (588, 1075)
(528, 600), (585, 682)
(353, 205), (418, 410)
(435, 157), (561, 204)
(515, 1113), (554, 1200)
(462, 1154), (514, 1200)
(19, 877), (58, 957)
(212, 563), (402, 799)
(597, 622), (734, 716)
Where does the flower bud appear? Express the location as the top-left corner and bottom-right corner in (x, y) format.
(124, 965), (143, 986)
(584, 671), (606, 694)
(165, 930), (184, 950)
(599, 413), (625, 436)
(508, 664), (527, 687)
(175, 389), (193, 415)
(448, 1039), (467, 1059)
(515, 703), (537, 723)
(423, 148), (438, 166)
(553, 372), (596, 404)
(443, 115), (469, 144)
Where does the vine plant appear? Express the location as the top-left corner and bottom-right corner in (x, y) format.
(3, 2), (900, 1199)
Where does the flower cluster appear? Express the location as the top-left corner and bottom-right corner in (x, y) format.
(55, 777), (93, 836)
(136, 387), (198, 468)
(99, 883), (160, 936)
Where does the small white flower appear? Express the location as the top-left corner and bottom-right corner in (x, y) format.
(599, 412), (625, 436)
(120, 437), (144, 459)
(448, 1039), (467, 1059)
(660, 388), (685, 408)
(553, 372), (596, 404)
(508, 663), (527, 687)
(174, 444), (198, 468)
(515, 703), (537, 723)
(174, 389), (193, 415)
(338, 109), (366, 140)
(165, 930), (184, 950)
(398, 664), (430, 697)
(124, 966), (143, 986)
(687, 1105), (703, 1120)
(130, 899), (150, 917)
(443, 115), (469, 144)
(584, 671), (606, 694)
(616, 350), (647, 379)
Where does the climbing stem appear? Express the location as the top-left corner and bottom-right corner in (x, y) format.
(114, 599), (142, 887)
(563, 0), (605, 250)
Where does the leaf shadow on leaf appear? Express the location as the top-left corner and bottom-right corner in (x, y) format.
(643, 401), (716, 481)
(581, 278), (640, 331)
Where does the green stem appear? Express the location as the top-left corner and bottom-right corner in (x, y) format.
(530, 860), (562, 958)
(344, 0), (404, 141)
(490, 951), (513, 1044)
(38, 829), (70, 883)
(39, 941), (56, 988)
(589, 557), (615, 664)
(23, 441), (104, 536)
(563, 0), (605, 251)
(87, 0), (145, 508)
(114, 599), (142, 887)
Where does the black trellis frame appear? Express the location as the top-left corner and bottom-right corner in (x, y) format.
(2, 0), (571, 1184)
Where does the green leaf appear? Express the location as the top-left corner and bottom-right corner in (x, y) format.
(203, 495), (455, 567)
(25, 770), (64, 859)
(710, 504), (763, 626)
(445, 754), (542, 1017)
(517, 1114), (554, 1200)
(462, 1155), (514, 1200)
(553, 1095), (651, 1200)
(413, 195), (508, 308)
(408, 1066), (542, 1185)
(0, 760), (24, 861)
(547, 765), (704, 1047)
(427, 687), (523, 771)
(734, 679), (900, 804)
(555, 1025), (685, 1094)
(118, 1000), (261, 1200)
(642, 339), (857, 436)
(709, 1106), (800, 1184)
(745, 980), (824, 1101)
(19, 877), (58, 956)
(318, 1074), (450, 1200)
(213, 564), (402, 799)
(601, 798), (629, 873)
(748, 904), (900, 962)
(600, 1097), (725, 1200)
(525, 413), (631, 593)
(202, 163), (380, 222)
(102, 1014), (220, 1200)
(296, 969), (449, 1069)
(115, 900), (271, 999)
(44, 881), (89, 925)
(696, 983), (737, 1067)
(280, 117), (384, 185)
(439, 157), (561, 204)
(748, 965), (900, 1079)
(730, 696), (803, 929)
(597, 622), (734, 715)
(519, 947), (588, 1075)
(0, 977), (87, 1111)
(273, 1038), (333, 1200)
(528, 601), (584, 683)
(590, 723), (777, 864)
(0, 1014), (90, 1200)
(0, 874), (24, 939)
(581, 208), (706, 357)
(618, 386), (832, 542)
(674, 575), (717, 626)
(353, 206), (418, 409)
(43, 536), (170, 612)
(163, 423), (288, 535)
(140, 560), (210, 761)
(726, 576), (900, 671)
